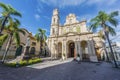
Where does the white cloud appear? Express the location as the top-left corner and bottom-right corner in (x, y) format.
(34, 14), (40, 20)
(36, 0), (119, 37)
(37, 7), (42, 13)
(37, 0), (117, 8)
(77, 14), (97, 24)
(37, 0), (85, 8)
(43, 16), (50, 20)
(36, 3), (44, 14)
(116, 42), (120, 46)
(86, 0), (117, 6)
(110, 23), (120, 43)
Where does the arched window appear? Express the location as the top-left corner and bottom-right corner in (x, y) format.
(30, 47), (36, 54)
(52, 28), (55, 35)
(54, 18), (55, 23)
(69, 19), (72, 24)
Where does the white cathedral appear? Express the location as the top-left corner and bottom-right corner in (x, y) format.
(47, 9), (103, 62)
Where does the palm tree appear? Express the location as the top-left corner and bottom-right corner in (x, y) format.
(90, 11), (119, 68)
(1, 18), (25, 63)
(0, 17), (4, 31)
(0, 17), (3, 25)
(0, 34), (8, 49)
(35, 28), (47, 57)
(98, 27), (116, 61)
(0, 2), (22, 35)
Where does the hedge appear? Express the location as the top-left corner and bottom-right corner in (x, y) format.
(5, 58), (42, 67)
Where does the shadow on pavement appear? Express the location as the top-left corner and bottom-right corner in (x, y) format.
(0, 61), (120, 80)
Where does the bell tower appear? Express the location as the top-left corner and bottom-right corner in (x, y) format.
(50, 9), (59, 36)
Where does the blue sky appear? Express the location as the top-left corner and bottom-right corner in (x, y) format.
(0, 0), (120, 43)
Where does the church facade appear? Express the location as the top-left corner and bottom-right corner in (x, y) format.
(47, 9), (103, 62)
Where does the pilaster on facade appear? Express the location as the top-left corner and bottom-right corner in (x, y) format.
(88, 39), (98, 62)
(62, 39), (67, 60)
(78, 41), (82, 60)
(47, 9), (102, 62)
(75, 41), (78, 59)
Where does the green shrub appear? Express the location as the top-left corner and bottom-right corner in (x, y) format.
(5, 63), (16, 67)
(28, 59), (33, 65)
(5, 58), (42, 67)
(19, 60), (27, 66)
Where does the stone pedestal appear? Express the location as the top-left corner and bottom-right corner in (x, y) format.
(88, 40), (98, 62)
(90, 56), (98, 62)
(22, 46), (30, 60)
(24, 46), (30, 55)
(8, 46), (30, 63)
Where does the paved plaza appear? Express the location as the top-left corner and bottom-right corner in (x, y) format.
(0, 58), (120, 80)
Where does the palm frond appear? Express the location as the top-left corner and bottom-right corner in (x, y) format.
(0, 34), (8, 46)
(98, 30), (106, 40)
(44, 35), (47, 40)
(11, 11), (22, 17)
(109, 11), (119, 18)
(0, 2), (8, 11)
(89, 22), (100, 32)
(90, 16), (99, 22)
(7, 5), (22, 17)
(14, 18), (21, 25)
(108, 17), (118, 27)
(35, 33), (40, 42)
(105, 25), (116, 36)
(38, 28), (43, 33)
(90, 10), (119, 37)
(13, 32), (20, 47)
(98, 11), (109, 22)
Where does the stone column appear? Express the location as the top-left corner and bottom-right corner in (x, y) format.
(62, 39), (66, 60)
(54, 40), (57, 59)
(54, 43), (57, 59)
(88, 40), (92, 54)
(62, 40), (64, 60)
(91, 40), (96, 55)
(49, 40), (52, 56)
(48, 40), (50, 56)
(75, 41), (78, 59)
(51, 40), (54, 59)
(78, 41), (82, 60)
(88, 40), (98, 62)
(64, 41), (67, 59)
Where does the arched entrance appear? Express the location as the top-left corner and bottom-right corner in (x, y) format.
(30, 47), (36, 54)
(67, 41), (75, 58)
(15, 45), (23, 57)
(95, 48), (101, 61)
(81, 41), (89, 61)
(58, 42), (62, 58)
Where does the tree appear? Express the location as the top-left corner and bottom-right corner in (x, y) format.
(89, 11), (119, 68)
(35, 28), (47, 57)
(1, 18), (25, 63)
(0, 2), (22, 35)
(0, 34), (8, 50)
(98, 27), (116, 61)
